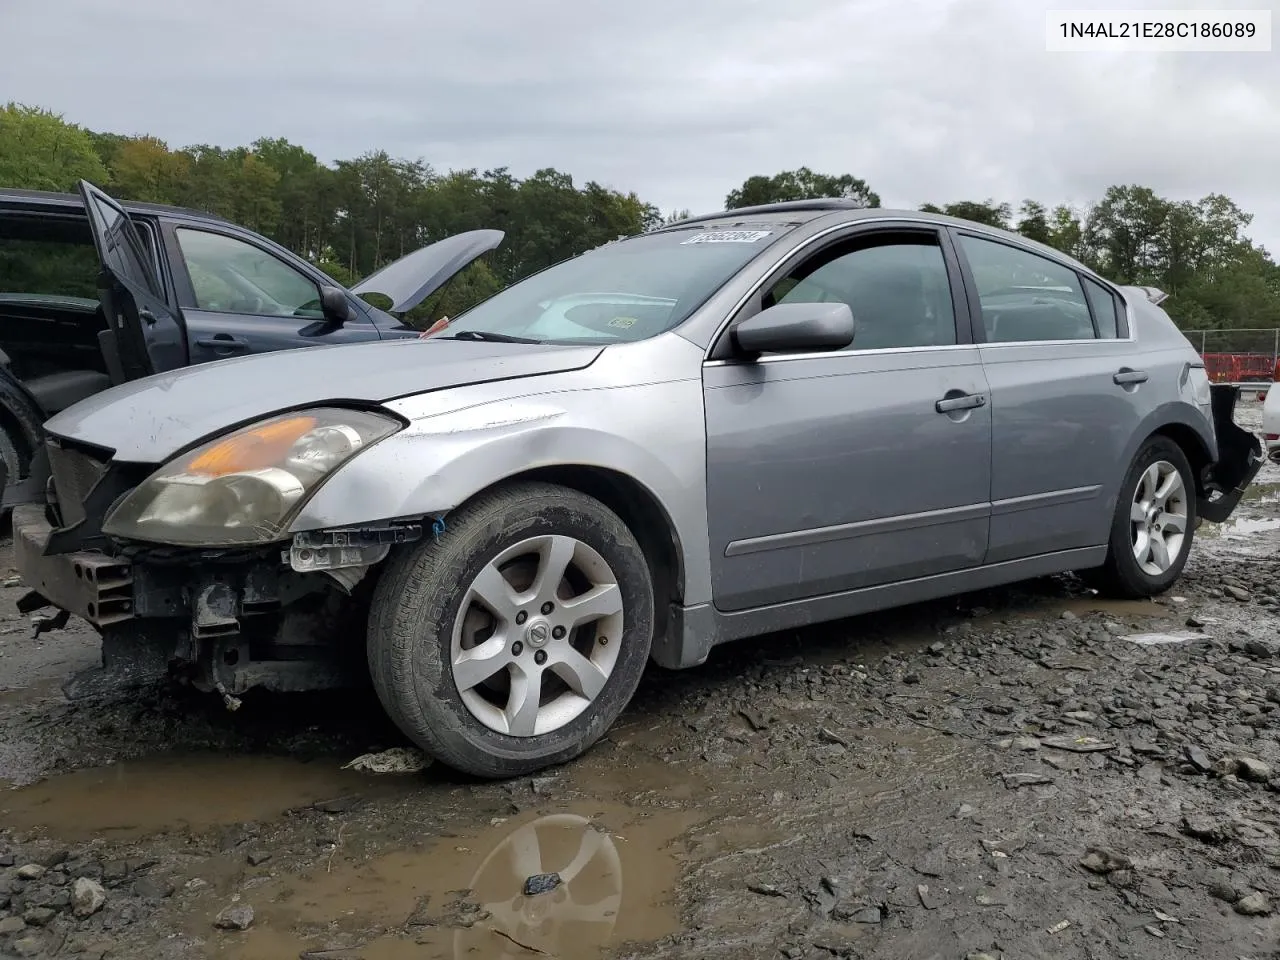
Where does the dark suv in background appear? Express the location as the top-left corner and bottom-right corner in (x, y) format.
(0, 180), (501, 501)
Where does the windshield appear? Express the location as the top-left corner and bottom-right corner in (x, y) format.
(434, 226), (787, 344)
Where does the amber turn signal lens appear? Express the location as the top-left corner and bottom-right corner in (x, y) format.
(187, 416), (318, 477)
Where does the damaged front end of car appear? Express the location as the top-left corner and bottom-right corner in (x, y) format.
(9, 408), (419, 705)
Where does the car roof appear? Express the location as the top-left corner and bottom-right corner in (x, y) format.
(652, 199), (1096, 276)
(0, 187), (230, 224)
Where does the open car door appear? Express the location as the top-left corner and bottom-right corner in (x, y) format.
(350, 229), (504, 313)
(77, 180), (186, 381)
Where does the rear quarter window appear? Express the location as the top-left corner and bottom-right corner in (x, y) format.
(1083, 276), (1122, 338)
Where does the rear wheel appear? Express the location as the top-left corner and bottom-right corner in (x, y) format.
(1086, 436), (1195, 598)
(367, 482), (654, 779)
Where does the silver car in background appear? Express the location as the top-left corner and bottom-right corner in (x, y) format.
(10, 199), (1262, 778)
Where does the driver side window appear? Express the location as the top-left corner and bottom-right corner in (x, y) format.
(175, 229), (323, 319)
(763, 233), (958, 350)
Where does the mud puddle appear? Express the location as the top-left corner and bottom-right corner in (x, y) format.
(201, 801), (698, 960)
(1, 754), (419, 841)
(1216, 515), (1280, 540)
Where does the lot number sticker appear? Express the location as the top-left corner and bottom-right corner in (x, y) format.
(682, 230), (773, 244)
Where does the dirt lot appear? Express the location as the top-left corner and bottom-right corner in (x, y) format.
(2, 404), (1279, 960)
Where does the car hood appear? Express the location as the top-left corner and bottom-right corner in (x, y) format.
(44, 338), (604, 464)
(349, 229), (504, 313)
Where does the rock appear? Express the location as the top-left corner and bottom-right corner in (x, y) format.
(1207, 880), (1239, 903)
(747, 882), (785, 897)
(1225, 585), (1251, 602)
(849, 906), (882, 923)
(22, 907), (55, 927)
(818, 727), (850, 748)
(1234, 892), (1271, 916)
(101, 861), (129, 882)
(1011, 736), (1041, 751)
(1060, 610), (1079, 621)
(522, 873), (562, 896)
(1182, 815), (1224, 843)
(132, 878), (175, 900)
(1244, 639), (1278, 659)
(1237, 757), (1272, 782)
(313, 795), (363, 815)
(530, 776), (557, 796)
(914, 847), (947, 877)
(0, 916), (25, 934)
(1042, 736), (1114, 753)
(1184, 745), (1213, 772)
(246, 851), (272, 867)
(14, 864), (45, 881)
(11, 936), (43, 958)
(214, 904), (255, 930)
(1079, 849), (1132, 875)
(72, 877), (106, 917)
(1001, 772), (1054, 789)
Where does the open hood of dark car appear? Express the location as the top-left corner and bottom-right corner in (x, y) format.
(349, 229), (504, 313)
(42, 337), (603, 464)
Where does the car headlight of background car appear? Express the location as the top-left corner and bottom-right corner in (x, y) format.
(102, 407), (402, 547)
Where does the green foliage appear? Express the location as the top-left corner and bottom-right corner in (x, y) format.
(725, 168), (880, 209)
(0, 103), (108, 191)
(2, 106), (1276, 332)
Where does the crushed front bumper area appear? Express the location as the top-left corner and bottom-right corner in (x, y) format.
(11, 504), (389, 701)
(13, 504), (134, 625)
(1197, 384), (1265, 523)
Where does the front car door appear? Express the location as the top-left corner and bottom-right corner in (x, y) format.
(165, 225), (380, 363)
(703, 224), (993, 612)
(951, 230), (1149, 562)
(77, 181), (186, 379)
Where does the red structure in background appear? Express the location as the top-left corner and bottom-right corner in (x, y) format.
(1201, 352), (1277, 384)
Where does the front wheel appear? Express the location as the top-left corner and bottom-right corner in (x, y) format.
(367, 481), (654, 779)
(1086, 436), (1196, 598)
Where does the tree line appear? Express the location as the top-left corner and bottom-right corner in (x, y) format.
(3, 103), (1277, 331)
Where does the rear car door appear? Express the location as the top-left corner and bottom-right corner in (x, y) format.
(78, 181), (187, 379)
(703, 224), (992, 612)
(952, 229), (1149, 562)
(165, 225), (378, 363)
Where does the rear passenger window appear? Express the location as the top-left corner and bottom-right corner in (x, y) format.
(957, 235), (1095, 343)
(768, 235), (957, 350)
(1083, 276), (1121, 338)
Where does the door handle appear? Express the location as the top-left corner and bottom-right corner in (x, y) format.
(1114, 368), (1148, 385)
(196, 335), (250, 351)
(935, 393), (987, 413)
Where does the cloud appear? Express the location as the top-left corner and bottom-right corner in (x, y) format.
(2, 0), (1276, 248)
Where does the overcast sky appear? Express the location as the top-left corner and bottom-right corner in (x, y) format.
(3, 0), (1277, 250)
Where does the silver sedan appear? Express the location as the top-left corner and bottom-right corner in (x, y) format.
(10, 199), (1262, 778)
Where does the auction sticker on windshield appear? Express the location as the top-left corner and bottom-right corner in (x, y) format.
(682, 230), (773, 244)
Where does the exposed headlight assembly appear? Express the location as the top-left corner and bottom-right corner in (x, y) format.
(102, 408), (402, 546)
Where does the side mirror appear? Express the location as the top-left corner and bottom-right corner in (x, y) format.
(733, 302), (855, 355)
(320, 286), (353, 324)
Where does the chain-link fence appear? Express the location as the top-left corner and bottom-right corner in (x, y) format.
(1184, 328), (1280, 383)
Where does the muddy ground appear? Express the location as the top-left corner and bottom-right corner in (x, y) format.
(2, 405), (1280, 960)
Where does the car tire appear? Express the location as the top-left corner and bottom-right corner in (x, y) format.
(1085, 436), (1196, 599)
(366, 481), (654, 779)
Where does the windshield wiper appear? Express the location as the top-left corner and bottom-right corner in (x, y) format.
(438, 330), (543, 344)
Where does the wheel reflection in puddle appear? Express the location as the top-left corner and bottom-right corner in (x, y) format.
(455, 813), (622, 959)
